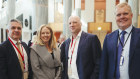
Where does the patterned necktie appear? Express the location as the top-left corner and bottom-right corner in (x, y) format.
(116, 31), (127, 79)
(17, 42), (28, 79)
(16, 42), (24, 72)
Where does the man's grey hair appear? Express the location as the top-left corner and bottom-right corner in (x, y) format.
(7, 19), (22, 29)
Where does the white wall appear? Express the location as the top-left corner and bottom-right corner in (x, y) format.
(71, 0), (94, 32)
(0, 1), (8, 28)
(15, 0), (33, 44)
(81, 0), (94, 22)
(106, 0), (117, 31)
(75, 0), (81, 8)
(81, 0), (94, 32)
(48, 0), (54, 23)
(0, 2), (9, 43)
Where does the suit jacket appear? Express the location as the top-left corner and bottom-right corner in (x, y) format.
(28, 40), (32, 48)
(61, 31), (101, 79)
(30, 44), (61, 79)
(0, 39), (32, 79)
(99, 27), (140, 79)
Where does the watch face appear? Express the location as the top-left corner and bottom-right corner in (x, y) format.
(25, 19), (28, 27)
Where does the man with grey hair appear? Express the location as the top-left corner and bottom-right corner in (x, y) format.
(58, 34), (66, 48)
(0, 19), (32, 79)
(99, 2), (140, 79)
(61, 15), (101, 79)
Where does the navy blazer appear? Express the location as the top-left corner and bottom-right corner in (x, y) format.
(0, 39), (32, 79)
(61, 31), (101, 79)
(99, 27), (140, 79)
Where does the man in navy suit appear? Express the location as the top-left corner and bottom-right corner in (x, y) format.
(0, 19), (32, 79)
(99, 2), (140, 79)
(61, 15), (101, 79)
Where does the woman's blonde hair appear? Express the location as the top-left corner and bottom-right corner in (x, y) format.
(35, 24), (56, 49)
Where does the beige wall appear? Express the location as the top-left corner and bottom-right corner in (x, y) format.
(139, 0), (140, 15)
(138, 15), (140, 28)
(49, 23), (63, 32)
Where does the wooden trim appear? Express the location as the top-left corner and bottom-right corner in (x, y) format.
(138, 15), (140, 28)
(95, 0), (105, 2)
(81, 0), (85, 10)
(94, 9), (105, 22)
(88, 22), (112, 33)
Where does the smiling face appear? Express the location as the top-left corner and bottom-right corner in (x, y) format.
(8, 22), (22, 41)
(115, 6), (133, 30)
(40, 27), (51, 44)
(68, 16), (82, 35)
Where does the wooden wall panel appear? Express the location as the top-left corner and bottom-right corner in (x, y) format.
(88, 22), (112, 48)
(81, 0), (85, 10)
(88, 22), (112, 33)
(54, 32), (61, 42)
(138, 15), (140, 28)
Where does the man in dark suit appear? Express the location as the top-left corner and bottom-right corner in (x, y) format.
(0, 19), (32, 79)
(99, 2), (140, 79)
(61, 15), (101, 79)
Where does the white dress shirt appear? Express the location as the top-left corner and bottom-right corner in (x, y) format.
(68, 31), (82, 79)
(118, 25), (133, 79)
(9, 37), (28, 72)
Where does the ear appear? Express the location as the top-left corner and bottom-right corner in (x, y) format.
(80, 21), (82, 26)
(131, 13), (133, 18)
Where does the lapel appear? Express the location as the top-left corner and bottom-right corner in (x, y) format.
(66, 38), (71, 59)
(7, 40), (22, 71)
(110, 30), (119, 62)
(21, 42), (29, 56)
(129, 27), (140, 62)
(76, 31), (87, 61)
(7, 39), (20, 61)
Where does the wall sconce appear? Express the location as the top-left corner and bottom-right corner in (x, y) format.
(98, 27), (102, 31)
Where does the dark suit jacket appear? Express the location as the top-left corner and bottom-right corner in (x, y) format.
(61, 31), (101, 79)
(0, 39), (32, 79)
(99, 27), (140, 79)
(27, 40), (32, 48)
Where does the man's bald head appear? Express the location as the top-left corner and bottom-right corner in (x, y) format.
(68, 15), (82, 38)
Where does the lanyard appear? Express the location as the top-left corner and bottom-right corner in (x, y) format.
(118, 30), (132, 51)
(70, 37), (78, 65)
(8, 37), (25, 69)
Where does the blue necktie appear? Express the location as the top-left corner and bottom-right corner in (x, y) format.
(116, 31), (127, 79)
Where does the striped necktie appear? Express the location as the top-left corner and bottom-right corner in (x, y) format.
(116, 31), (127, 79)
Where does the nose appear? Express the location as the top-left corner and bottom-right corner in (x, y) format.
(120, 14), (125, 18)
(44, 33), (47, 36)
(44, 33), (48, 36)
(15, 28), (19, 31)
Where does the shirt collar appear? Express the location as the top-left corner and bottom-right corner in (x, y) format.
(70, 30), (82, 40)
(119, 25), (133, 35)
(9, 37), (21, 45)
